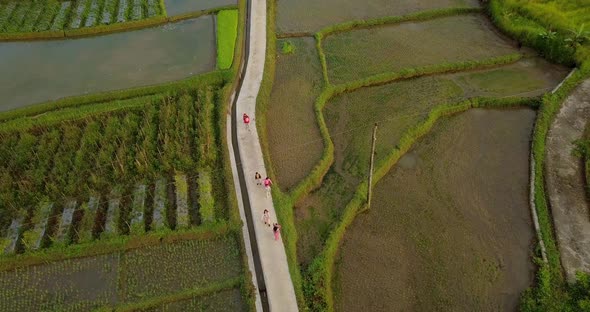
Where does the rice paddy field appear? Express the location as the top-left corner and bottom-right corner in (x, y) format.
(266, 38), (324, 191)
(276, 0), (480, 34)
(322, 14), (518, 84)
(0, 16), (216, 111)
(334, 109), (537, 311)
(0, 235), (244, 311)
(163, 0), (237, 17)
(0, 4), (249, 310)
(260, 0), (584, 310)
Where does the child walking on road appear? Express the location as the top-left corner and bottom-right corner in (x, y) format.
(263, 177), (272, 197)
(255, 172), (262, 185)
(262, 209), (271, 227)
(243, 113), (250, 131)
(273, 223), (281, 241)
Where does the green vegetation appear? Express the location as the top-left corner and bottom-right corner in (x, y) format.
(0, 85), (225, 246)
(217, 9), (238, 70)
(275, 0), (480, 34)
(258, 1), (585, 310)
(0, 232), (244, 311)
(280, 40), (295, 54)
(486, 1), (590, 311)
(0, 0), (255, 309)
(0, 0), (164, 39)
(488, 0), (590, 66)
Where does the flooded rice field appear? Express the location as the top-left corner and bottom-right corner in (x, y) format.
(0, 236), (243, 310)
(164, 0), (237, 17)
(266, 38), (324, 191)
(145, 288), (246, 312)
(0, 16), (216, 112)
(294, 58), (567, 267)
(323, 14), (518, 84)
(276, 0), (479, 34)
(334, 109), (536, 311)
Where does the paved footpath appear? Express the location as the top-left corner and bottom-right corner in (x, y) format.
(547, 78), (590, 282)
(227, 0), (299, 310)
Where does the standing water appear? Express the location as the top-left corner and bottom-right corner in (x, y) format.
(0, 16), (216, 111)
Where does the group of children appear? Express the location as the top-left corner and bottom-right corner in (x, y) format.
(243, 113), (282, 241)
(256, 171), (281, 240)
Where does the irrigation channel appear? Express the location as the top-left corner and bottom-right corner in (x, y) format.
(0, 16), (216, 111)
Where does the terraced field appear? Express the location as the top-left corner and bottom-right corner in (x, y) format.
(260, 0), (576, 310)
(0, 235), (244, 311)
(0, 85), (224, 252)
(0, 4), (248, 309)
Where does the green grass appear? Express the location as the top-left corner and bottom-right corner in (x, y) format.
(280, 40), (295, 54)
(0, 0), (166, 39)
(488, 0), (589, 66)
(216, 9), (238, 70)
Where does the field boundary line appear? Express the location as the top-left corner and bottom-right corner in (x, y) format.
(305, 96), (540, 311)
(0, 5), (238, 42)
(288, 52), (523, 205)
(96, 276), (243, 312)
(0, 222), (236, 272)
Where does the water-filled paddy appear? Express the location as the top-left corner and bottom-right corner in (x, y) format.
(0, 16), (216, 111)
(276, 0), (479, 34)
(323, 14), (518, 84)
(294, 59), (567, 266)
(266, 38), (324, 191)
(146, 288), (246, 311)
(334, 109), (536, 311)
(0, 236), (243, 310)
(164, 0), (237, 17)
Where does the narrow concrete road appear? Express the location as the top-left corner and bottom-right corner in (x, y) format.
(547, 78), (590, 282)
(227, 0), (299, 310)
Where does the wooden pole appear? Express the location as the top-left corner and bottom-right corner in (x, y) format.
(367, 123), (378, 209)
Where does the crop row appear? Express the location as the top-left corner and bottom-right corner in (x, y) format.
(0, 88), (221, 255)
(0, 235), (243, 311)
(0, 0), (162, 33)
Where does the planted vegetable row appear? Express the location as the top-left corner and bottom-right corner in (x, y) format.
(0, 0), (163, 33)
(0, 89), (221, 255)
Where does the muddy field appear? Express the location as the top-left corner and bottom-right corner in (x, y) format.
(294, 61), (566, 266)
(276, 0), (479, 34)
(266, 38), (324, 191)
(323, 14), (518, 84)
(334, 109), (536, 311)
(145, 288), (245, 312)
(0, 16), (216, 111)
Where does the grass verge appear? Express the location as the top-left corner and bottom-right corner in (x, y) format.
(217, 9), (239, 70)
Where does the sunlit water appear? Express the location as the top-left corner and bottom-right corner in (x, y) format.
(0, 16), (216, 112)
